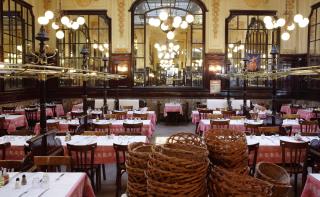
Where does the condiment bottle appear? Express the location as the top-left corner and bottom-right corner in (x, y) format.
(21, 175), (27, 185)
(15, 178), (20, 189)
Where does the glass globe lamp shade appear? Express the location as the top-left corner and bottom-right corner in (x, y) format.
(160, 23), (169, 31)
(161, 45), (167, 50)
(276, 18), (286, 27)
(61, 16), (70, 25)
(168, 42), (174, 48)
(77, 16), (85, 25)
(173, 16), (182, 25)
(71, 22), (80, 30)
(56, 30), (64, 39)
(167, 31), (175, 40)
(51, 22), (59, 30)
(180, 21), (188, 29)
(281, 32), (290, 41)
(263, 16), (272, 24)
(103, 43), (109, 48)
(45, 10), (54, 20)
(38, 16), (49, 25)
(294, 14), (303, 23)
(298, 18), (309, 28)
(159, 11), (168, 21)
(287, 23), (295, 31)
(66, 22), (73, 28)
(185, 14), (194, 23)
(153, 18), (161, 27)
(148, 18), (154, 26)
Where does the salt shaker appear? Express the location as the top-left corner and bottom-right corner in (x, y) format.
(15, 178), (20, 189)
(21, 175), (27, 185)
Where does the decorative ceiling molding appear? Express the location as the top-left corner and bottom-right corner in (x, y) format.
(285, 0), (295, 23)
(212, 0), (220, 39)
(118, 0), (125, 37)
(243, 0), (269, 8)
(74, 0), (93, 7)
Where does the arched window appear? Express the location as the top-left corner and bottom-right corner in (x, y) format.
(130, 0), (207, 87)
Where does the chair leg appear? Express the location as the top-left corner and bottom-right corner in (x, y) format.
(116, 171), (120, 197)
(294, 173), (298, 197)
(102, 164), (106, 180)
(195, 123), (199, 135)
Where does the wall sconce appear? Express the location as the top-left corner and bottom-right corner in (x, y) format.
(117, 63), (128, 73)
(209, 64), (222, 73)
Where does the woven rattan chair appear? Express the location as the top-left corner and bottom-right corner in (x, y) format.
(47, 122), (59, 132)
(0, 160), (25, 172)
(25, 108), (38, 130)
(71, 111), (84, 119)
(104, 114), (119, 120)
(250, 112), (259, 120)
(230, 115), (246, 120)
(280, 140), (309, 197)
(113, 143), (128, 197)
(47, 105), (57, 118)
(248, 143), (259, 176)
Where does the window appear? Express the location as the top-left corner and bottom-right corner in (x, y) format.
(131, 0), (206, 87)
(308, 2), (320, 66)
(57, 10), (111, 87)
(226, 11), (280, 88)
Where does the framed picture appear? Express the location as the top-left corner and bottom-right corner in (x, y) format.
(210, 80), (221, 94)
(247, 54), (260, 71)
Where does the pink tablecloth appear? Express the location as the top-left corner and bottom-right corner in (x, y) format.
(127, 111), (157, 128)
(72, 103), (83, 111)
(55, 104), (65, 116)
(2, 115), (28, 133)
(280, 105), (291, 114)
(67, 173), (95, 197)
(297, 109), (316, 120)
(164, 103), (183, 117)
(301, 174), (320, 197)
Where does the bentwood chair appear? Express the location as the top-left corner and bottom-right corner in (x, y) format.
(221, 110), (236, 119)
(123, 122), (143, 135)
(121, 106), (133, 111)
(33, 156), (72, 172)
(71, 111), (84, 119)
(249, 112), (259, 120)
(2, 106), (16, 114)
(0, 117), (8, 136)
(112, 111), (127, 120)
(210, 120), (230, 129)
(47, 104), (57, 118)
(300, 120), (318, 134)
(47, 122), (60, 132)
(245, 123), (263, 135)
(113, 143), (128, 197)
(104, 114), (119, 120)
(0, 160), (25, 172)
(247, 143), (259, 176)
(25, 108), (38, 130)
(196, 109), (213, 135)
(93, 123), (112, 135)
(132, 113), (148, 120)
(0, 142), (11, 160)
(258, 126), (280, 136)
(280, 140), (309, 197)
(230, 115), (246, 120)
(67, 143), (101, 191)
(282, 114), (300, 120)
(207, 114), (223, 119)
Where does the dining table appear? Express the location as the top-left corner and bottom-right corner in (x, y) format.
(0, 114), (28, 133)
(164, 103), (183, 117)
(15, 108), (54, 119)
(297, 108), (316, 120)
(0, 135), (147, 164)
(301, 173), (320, 197)
(0, 172), (94, 197)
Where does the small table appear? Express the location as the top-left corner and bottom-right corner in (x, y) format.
(301, 173), (320, 197)
(164, 103), (183, 117)
(0, 172), (94, 197)
(191, 110), (221, 124)
(0, 114), (28, 133)
(297, 109), (316, 120)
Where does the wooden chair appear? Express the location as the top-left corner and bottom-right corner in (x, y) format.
(121, 106), (133, 111)
(132, 113), (148, 120)
(248, 143), (259, 176)
(245, 123), (263, 135)
(68, 124), (79, 134)
(207, 114), (223, 119)
(90, 111), (102, 119)
(47, 105), (57, 118)
(25, 108), (38, 130)
(222, 110), (236, 119)
(67, 143), (101, 191)
(113, 143), (128, 197)
(34, 156), (72, 172)
(0, 117), (8, 136)
(47, 122), (59, 132)
(0, 142), (11, 160)
(198, 109), (213, 120)
(71, 111), (84, 119)
(230, 115), (246, 120)
(2, 106), (16, 114)
(210, 120), (230, 129)
(290, 106), (300, 114)
(258, 126), (280, 136)
(112, 111), (127, 120)
(93, 123), (111, 135)
(280, 140), (309, 197)
(300, 120), (318, 134)
(249, 112), (259, 120)
(28, 105), (37, 108)
(123, 122), (143, 135)
(282, 114), (300, 119)
(197, 104), (207, 109)
(0, 160), (24, 172)
(104, 114), (118, 120)
(82, 131), (107, 136)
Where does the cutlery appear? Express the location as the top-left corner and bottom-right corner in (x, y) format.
(55, 173), (65, 181)
(38, 189), (49, 197)
(18, 191), (28, 197)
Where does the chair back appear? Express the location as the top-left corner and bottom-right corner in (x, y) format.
(0, 160), (24, 172)
(222, 110), (236, 119)
(198, 109), (213, 120)
(210, 120), (230, 129)
(282, 114), (299, 119)
(112, 111), (127, 120)
(0, 117), (7, 136)
(71, 111), (84, 119)
(93, 123), (111, 135)
(207, 114), (223, 119)
(290, 106), (300, 114)
(230, 115), (246, 120)
(258, 126), (280, 136)
(197, 104), (207, 109)
(68, 124), (79, 134)
(248, 143), (259, 176)
(47, 122), (59, 132)
(34, 156), (72, 172)
(300, 120), (318, 133)
(113, 143), (128, 170)
(122, 106), (133, 110)
(25, 108), (38, 129)
(123, 122), (143, 135)
(82, 131), (107, 136)
(0, 142), (11, 160)
(245, 123), (263, 135)
(133, 113), (148, 120)
(67, 143), (97, 171)
(104, 114), (118, 120)
(250, 112), (259, 120)
(2, 106), (16, 114)
(47, 105), (57, 117)
(280, 140), (308, 174)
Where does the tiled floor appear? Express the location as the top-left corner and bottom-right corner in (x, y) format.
(96, 122), (302, 197)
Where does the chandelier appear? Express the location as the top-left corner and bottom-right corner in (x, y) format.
(262, 1), (309, 41)
(154, 42), (180, 70)
(148, 11), (194, 40)
(37, 0), (86, 40)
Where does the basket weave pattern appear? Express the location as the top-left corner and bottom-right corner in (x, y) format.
(166, 132), (206, 147)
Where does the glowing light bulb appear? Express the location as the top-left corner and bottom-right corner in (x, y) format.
(294, 14), (303, 23)
(71, 21), (80, 30)
(51, 22), (59, 30)
(167, 31), (175, 40)
(185, 14), (194, 23)
(56, 30), (64, 39)
(77, 16), (85, 25)
(45, 10), (54, 20)
(263, 16), (273, 24)
(276, 18), (286, 27)
(180, 21), (188, 29)
(281, 32), (290, 41)
(159, 11), (168, 21)
(38, 16), (49, 25)
(287, 23), (295, 31)
(61, 16), (70, 25)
